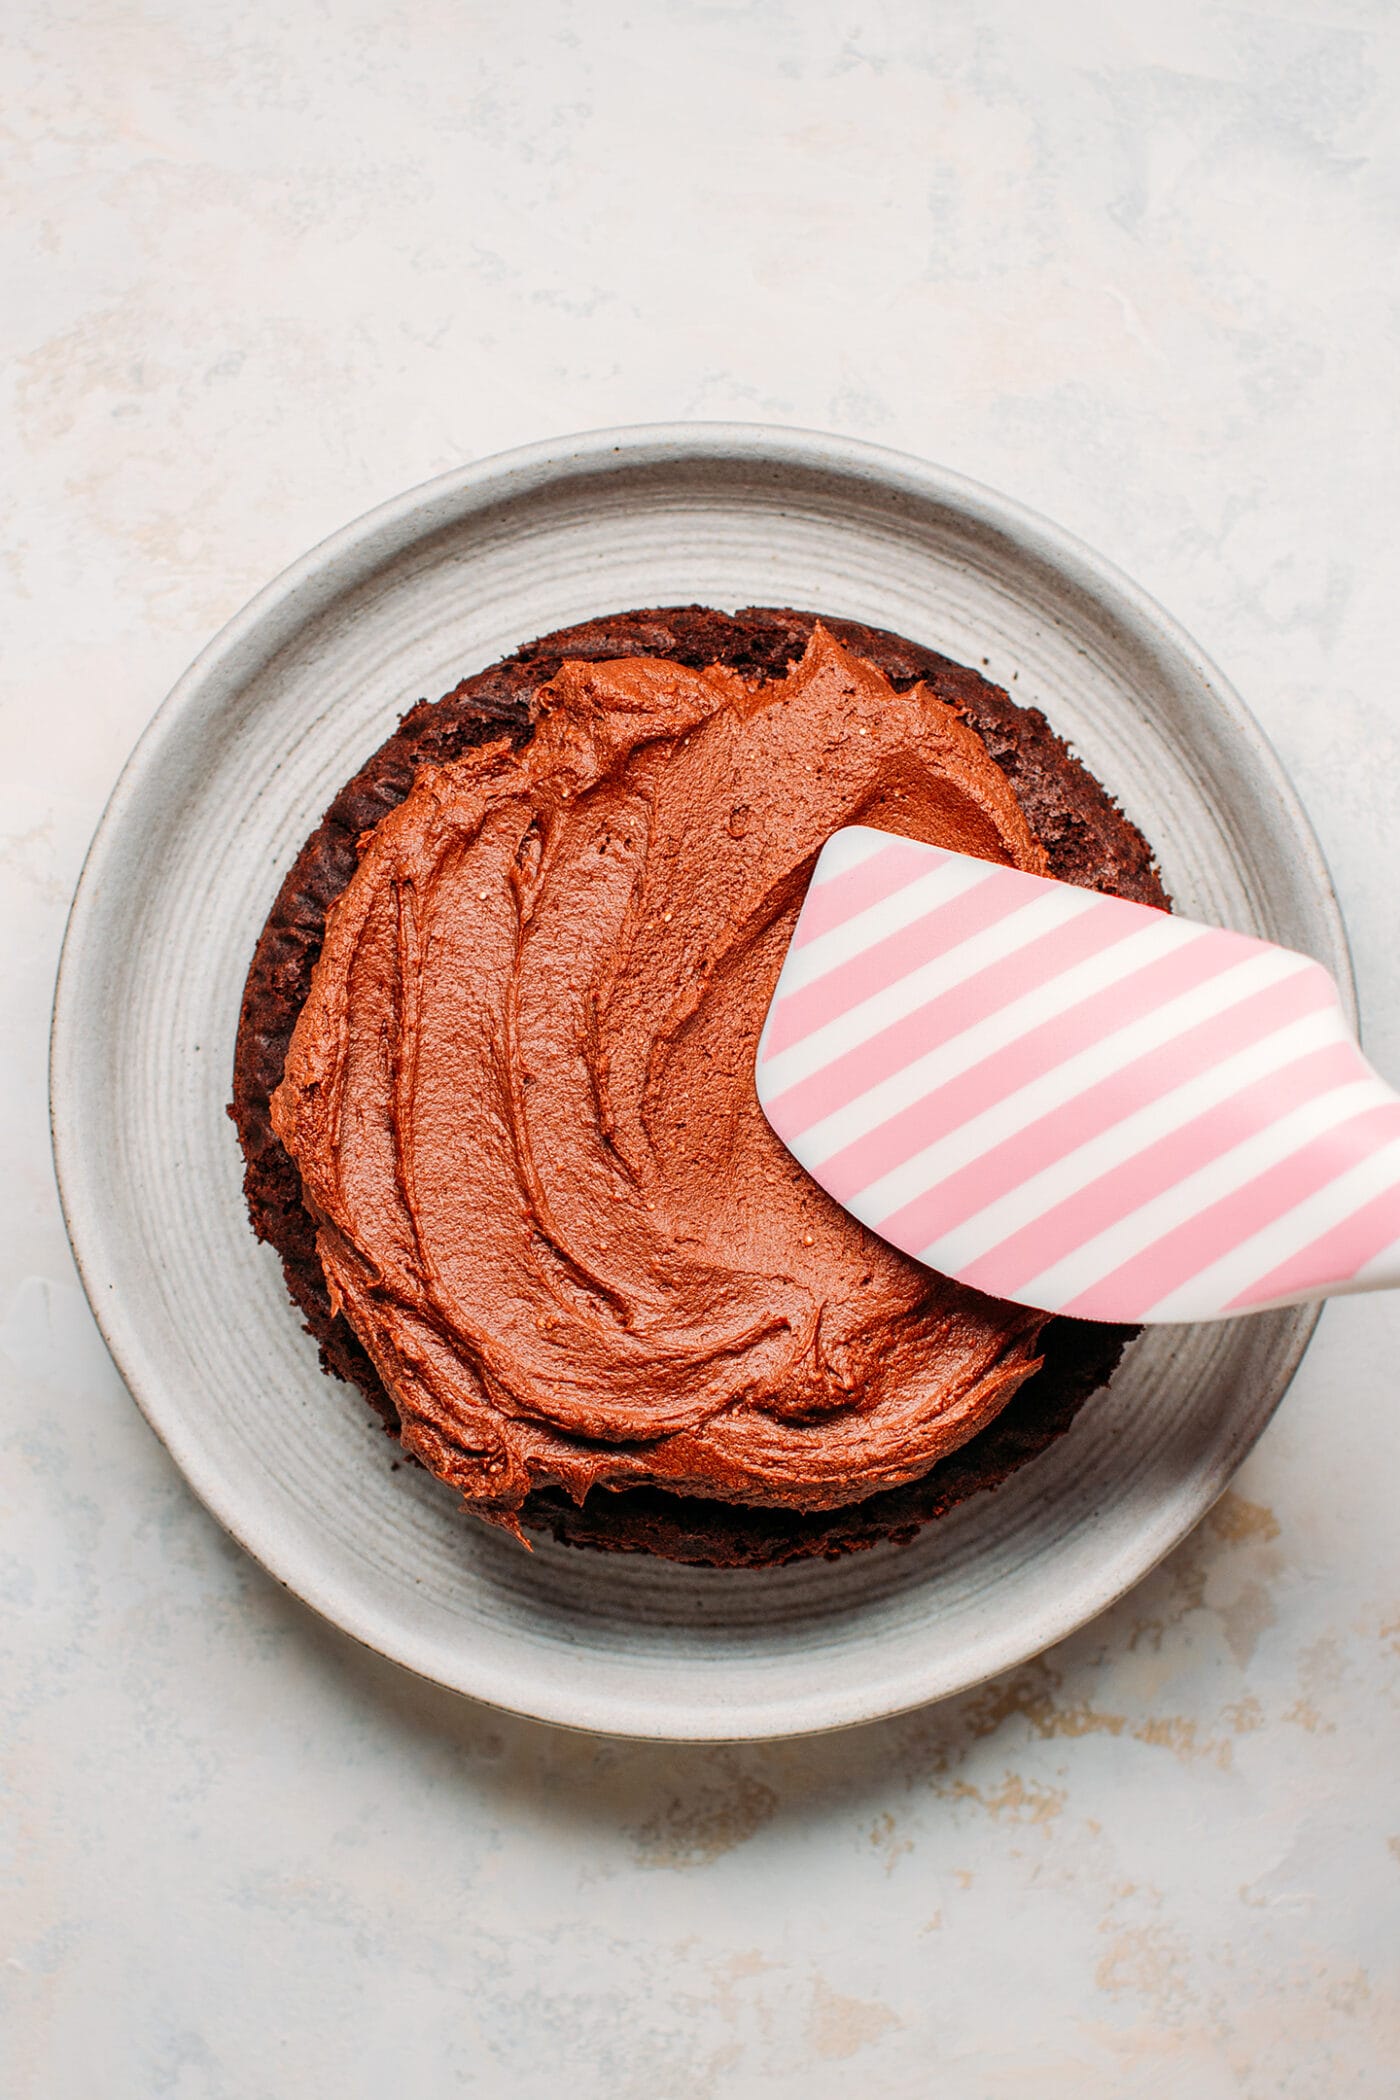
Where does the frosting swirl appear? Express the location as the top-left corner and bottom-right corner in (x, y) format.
(273, 627), (1053, 1524)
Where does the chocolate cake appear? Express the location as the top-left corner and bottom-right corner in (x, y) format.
(231, 606), (1167, 1566)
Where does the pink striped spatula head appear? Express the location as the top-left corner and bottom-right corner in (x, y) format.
(757, 827), (1399, 1324)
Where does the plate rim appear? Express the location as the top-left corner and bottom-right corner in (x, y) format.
(49, 421), (1352, 1740)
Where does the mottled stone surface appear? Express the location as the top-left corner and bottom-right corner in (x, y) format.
(4, 3), (1400, 2093)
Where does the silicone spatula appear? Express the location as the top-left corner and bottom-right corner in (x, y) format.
(756, 826), (1400, 1324)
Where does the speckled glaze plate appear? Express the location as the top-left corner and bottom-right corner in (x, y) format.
(51, 425), (1350, 1741)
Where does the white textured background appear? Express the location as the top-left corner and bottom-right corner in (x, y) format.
(5, 3), (1400, 2093)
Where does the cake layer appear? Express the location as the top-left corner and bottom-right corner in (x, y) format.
(231, 606), (1167, 1563)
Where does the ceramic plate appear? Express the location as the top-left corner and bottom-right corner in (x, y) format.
(51, 425), (1350, 1741)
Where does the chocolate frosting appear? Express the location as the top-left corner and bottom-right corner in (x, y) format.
(272, 628), (1058, 1524)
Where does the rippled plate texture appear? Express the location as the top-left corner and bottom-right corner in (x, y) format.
(51, 427), (1350, 1740)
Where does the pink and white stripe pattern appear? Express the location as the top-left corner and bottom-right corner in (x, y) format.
(756, 828), (1400, 1324)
